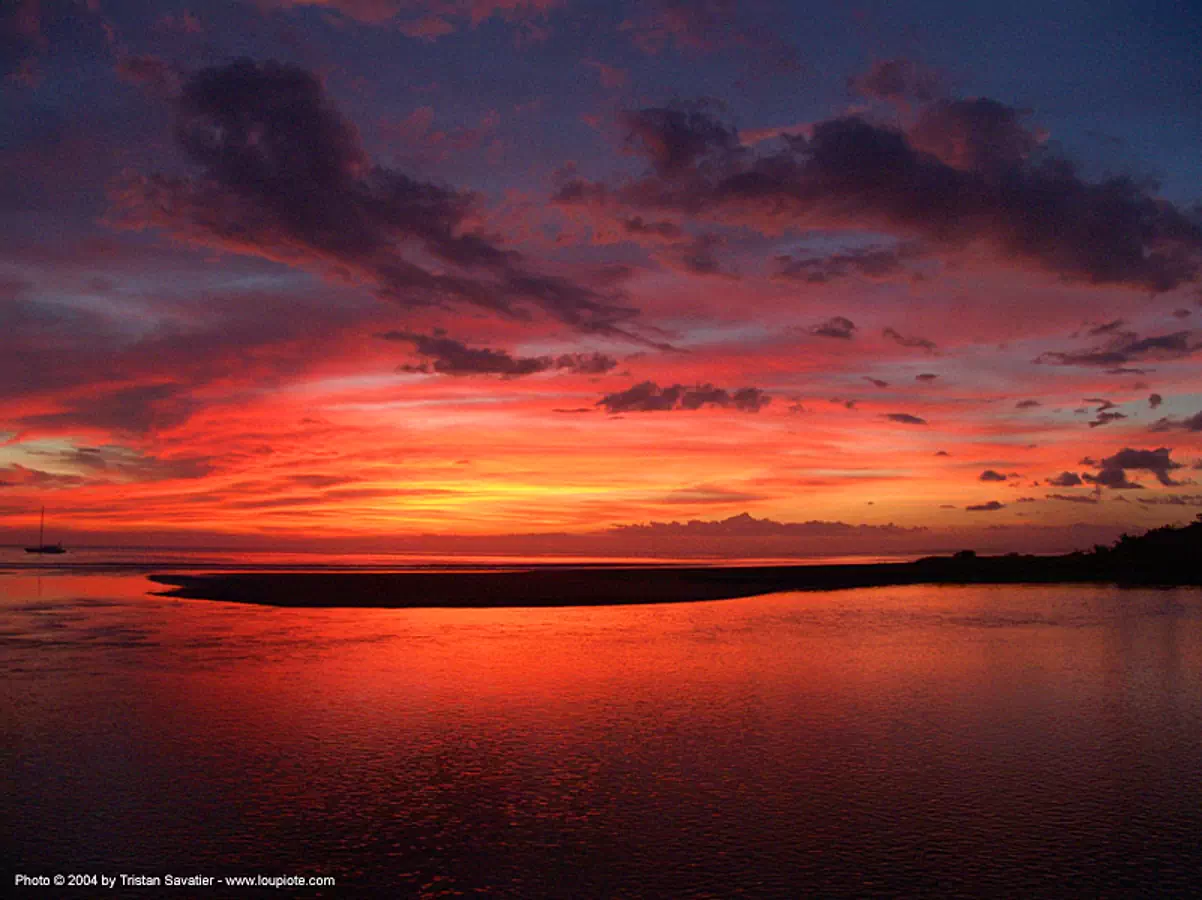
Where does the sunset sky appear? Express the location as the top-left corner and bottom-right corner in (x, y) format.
(2, 0), (1201, 556)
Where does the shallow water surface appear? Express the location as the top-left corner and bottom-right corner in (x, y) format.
(3, 575), (1201, 897)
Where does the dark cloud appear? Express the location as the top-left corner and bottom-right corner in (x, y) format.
(882, 327), (937, 352)
(1150, 410), (1202, 431)
(622, 216), (683, 240)
(380, 330), (617, 377)
(1174, 308), (1192, 318)
(1046, 493), (1098, 504)
(620, 105), (740, 177)
(1047, 471), (1083, 487)
(610, 511), (925, 537)
(916, 373), (939, 382)
(966, 500), (1005, 511)
(1082, 467), (1142, 490)
(1015, 399), (1041, 409)
(979, 469), (1007, 482)
(598, 381), (770, 413)
(884, 413), (927, 425)
(864, 377), (889, 388)
(1104, 447), (1184, 483)
(810, 316), (856, 339)
(114, 60), (636, 334)
(1136, 494), (1202, 506)
(849, 59), (941, 104)
(1088, 319), (1127, 336)
(391, 329), (560, 374)
(1082, 447), (1183, 489)
(665, 233), (732, 277)
(14, 384), (201, 437)
(1149, 393), (1163, 409)
(776, 244), (910, 283)
(553, 352), (619, 374)
(910, 98), (1040, 174)
(559, 100), (1202, 291)
(1036, 330), (1197, 367)
(1088, 411), (1127, 428)
(54, 446), (110, 472)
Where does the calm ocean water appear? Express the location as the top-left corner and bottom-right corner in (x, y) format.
(3, 573), (1201, 897)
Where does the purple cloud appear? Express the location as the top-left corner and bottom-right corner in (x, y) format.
(599, 381), (770, 413)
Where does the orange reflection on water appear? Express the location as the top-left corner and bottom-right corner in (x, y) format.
(0, 572), (168, 603)
(5, 576), (1202, 896)
(89, 583), (1197, 753)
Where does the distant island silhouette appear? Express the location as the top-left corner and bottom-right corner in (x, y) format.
(151, 516), (1202, 607)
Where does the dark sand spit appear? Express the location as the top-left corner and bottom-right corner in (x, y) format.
(151, 563), (919, 608)
(149, 543), (1202, 607)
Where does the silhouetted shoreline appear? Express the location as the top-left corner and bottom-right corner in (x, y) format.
(150, 519), (1202, 607)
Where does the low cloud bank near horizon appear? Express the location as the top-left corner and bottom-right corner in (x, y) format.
(0, 512), (1150, 560)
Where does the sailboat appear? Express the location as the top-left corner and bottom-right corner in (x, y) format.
(25, 506), (67, 555)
